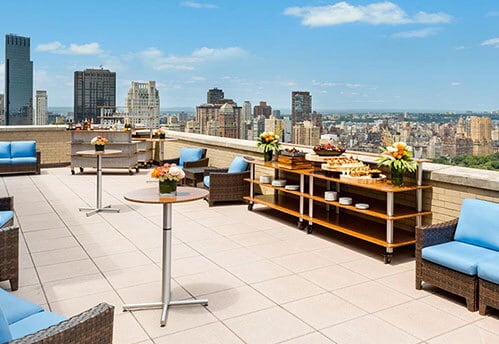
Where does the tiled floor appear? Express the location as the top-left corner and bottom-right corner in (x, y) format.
(1, 168), (498, 344)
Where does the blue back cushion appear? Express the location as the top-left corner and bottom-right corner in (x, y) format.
(454, 199), (499, 251)
(0, 211), (14, 228)
(0, 143), (11, 159)
(0, 307), (12, 344)
(0, 288), (43, 324)
(228, 156), (248, 173)
(10, 141), (36, 158)
(179, 148), (203, 167)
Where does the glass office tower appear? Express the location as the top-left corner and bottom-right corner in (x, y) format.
(5, 34), (33, 125)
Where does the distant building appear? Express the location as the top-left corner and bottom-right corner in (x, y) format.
(264, 116), (284, 141)
(253, 101), (272, 118)
(195, 100), (241, 138)
(219, 103), (239, 138)
(35, 90), (48, 125)
(126, 81), (160, 129)
(470, 116), (493, 155)
(207, 88), (224, 105)
(291, 91), (311, 127)
(272, 109), (281, 119)
(0, 94), (4, 125)
(5, 34), (33, 125)
(240, 101), (252, 140)
(74, 68), (116, 123)
(293, 120), (320, 146)
(251, 115), (266, 141)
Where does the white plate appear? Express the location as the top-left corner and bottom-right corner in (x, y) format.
(355, 203), (369, 210)
(272, 179), (287, 187)
(285, 185), (300, 191)
(259, 176), (272, 183)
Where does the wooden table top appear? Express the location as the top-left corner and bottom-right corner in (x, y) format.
(75, 149), (122, 156)
(124, 186), (209, 204)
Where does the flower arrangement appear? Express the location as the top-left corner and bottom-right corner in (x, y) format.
(256, 131), (280, 152)
(155, 128), (166, 138)
(377, 141), (417, 173)
(151, 163), (185, 182)
(90, 136), (109, 146)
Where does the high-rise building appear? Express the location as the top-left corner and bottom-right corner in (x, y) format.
(74, 68), (116, 123)
(291, 91), (312, 126)
(35, 90), (48, 125)
(241, 101), (252, 122)
(125, 81), (160, 128)
(293, 120), (320, 146)
(240, 101), (252, 140)
(195, 100), (241, 138)
(5, 34), (33, 125)
(0, 94), (5, 125)
(272, 109), (281, 119)
(264, 116), (284, 141)
(207, 88), (224, 105)
(470, 116), (493, 155)
(253, 101), (272, 118)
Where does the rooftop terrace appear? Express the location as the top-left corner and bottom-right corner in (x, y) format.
(1, 166), (498, 343)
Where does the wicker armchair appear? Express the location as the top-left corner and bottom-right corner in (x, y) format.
(163, 148), (208, 169)
(0, 196), (17, 291)
(415, 218), (478, 311)
(203, 166), (250, 207)
(9, 303), (114, 343)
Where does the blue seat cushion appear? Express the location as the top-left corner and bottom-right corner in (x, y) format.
(9, 311), (66, 340)
(0, 307), (12, 344)
(422, 241), (498, 275)
(0, 211), (14, 228)
(478, 256), (499, 284)
(10, 157), (37, 164)
(0, 143), (11, 159)
(0, 288), (43, 324)
(228, 156), (248, 173)
(179, 148), (203, 167)
(0, 159), (11, 165)
(10, 141), (36, 159)
(203, 175), (210, 188)
(454, 199), (499, 251)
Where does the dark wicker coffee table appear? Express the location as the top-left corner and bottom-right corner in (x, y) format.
(183, 166), (208, 187)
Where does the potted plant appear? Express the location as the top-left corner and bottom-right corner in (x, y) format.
(377, 141), (416, 186)
(151, 163), (185, 195)
(256, 131), (280, 162)
(90, 135), (109, 152)
(155, 128), (166, 139)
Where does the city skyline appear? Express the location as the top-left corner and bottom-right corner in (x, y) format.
(1, 1), (499, 111)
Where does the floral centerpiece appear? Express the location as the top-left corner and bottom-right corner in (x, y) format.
(90, 135), (109, 152)
(377, 141), (417, 186)
(155, 128), (166, 139)
(257, 131), (281, 162)
(151, 163), (185, 195)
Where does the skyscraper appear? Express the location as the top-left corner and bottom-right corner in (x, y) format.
(207, 88), (224, 104)
(240, 101), (252, 140)
(5, 34), (33, 125)
(291, 91), (312, 126)
(35, 90), (48, 125)
(253, 101), (272, 118)
(126, 81), (160, 128)
(74, 68), (116, 123)
(0, 94), (5, 125)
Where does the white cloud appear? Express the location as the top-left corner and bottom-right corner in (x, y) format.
(451, 82), (461, 86)
(391, 27), (440, 39)
(134, 46), (247, 71)
(181, 1), (218, 9)
(284, 1), (452, 27)
(486, 11), (499, 17)
(312, 80), (336, 87)
(36, 41), (103, 55)
(455, 46), (469, 50)
(481, 37), (499, 48)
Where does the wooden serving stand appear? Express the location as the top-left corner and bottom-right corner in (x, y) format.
(277, 155), (312, 170)
(340, 174), (387, 184)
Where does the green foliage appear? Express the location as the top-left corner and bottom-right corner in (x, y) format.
(432, 153), (499, 171)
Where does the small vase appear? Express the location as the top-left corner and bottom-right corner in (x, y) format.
(95, 145), (105, 152)
(391, 168), (405, 186)
(159, 180), (177, 196)
(263, 150), (273, 162)
(159, 134), (166, 139)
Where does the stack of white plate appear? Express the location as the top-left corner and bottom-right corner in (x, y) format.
(339, 197), (353, 205)
(355, 203), (369, 210)
(285, 185), (300, 191)
(272, 179), (287, 187)
(259, 175), (272, 183)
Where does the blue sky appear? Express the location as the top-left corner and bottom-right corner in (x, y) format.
(1, 0), (499, 111)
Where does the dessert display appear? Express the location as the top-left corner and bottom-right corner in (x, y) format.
(278, 148), (311, 169)
(279, 147), (305, 157)
(321, 156), (365, 171)
(313, 143), (346, 156)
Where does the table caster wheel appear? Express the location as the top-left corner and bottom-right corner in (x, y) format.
(71, 169), (75, 175)
(307, 225), (313, 234)
(297, 221), (306, 230)
(384, 253), (393, 264)
(79, 167), (84, 173)
(248, 203), (254, 211)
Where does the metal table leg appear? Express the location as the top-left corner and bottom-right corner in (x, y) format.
(79, 154), (120, 216)
(123, 203), (208, 326)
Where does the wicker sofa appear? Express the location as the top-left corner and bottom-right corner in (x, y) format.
(416, 199), (499, 312)
(0, 196), (17, 291)
(0, 141), (40, 175)
(0, 287), (114, 343)
(203, 156), (250, 206)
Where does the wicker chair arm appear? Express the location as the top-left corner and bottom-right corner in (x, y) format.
(183, 157), (209, 169)
(10, 303), (115, 344)
(162, 157), (180, 165)
(0, 196), (13, 211)
(416, 218), (459, 250)
(204, 168), (228, 176)
(209, 170), (250, 186)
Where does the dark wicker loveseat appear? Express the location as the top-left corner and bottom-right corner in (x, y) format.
(0, 196), (17, 291)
